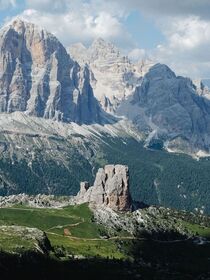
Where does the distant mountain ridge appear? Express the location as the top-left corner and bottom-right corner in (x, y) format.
(117, 64), (210, 155)
(2, 19), (210, 157)
(70, 39), (210, 155)
(69, 38), (154, 113)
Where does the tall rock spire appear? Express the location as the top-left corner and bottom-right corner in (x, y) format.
(77, 165), (131, 212)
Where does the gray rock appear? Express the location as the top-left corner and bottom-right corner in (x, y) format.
(117, 63), (210, 154)
(0, 193), (76, 208)
(69, 38), (153, 113)
(0, 19), (104, 124)
(76, 164), (131, 211)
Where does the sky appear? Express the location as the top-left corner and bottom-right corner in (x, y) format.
(0, 0), (210, 80)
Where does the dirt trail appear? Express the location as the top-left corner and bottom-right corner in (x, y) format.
(46, 231), (144, 241)
(46, 218), (85, 232)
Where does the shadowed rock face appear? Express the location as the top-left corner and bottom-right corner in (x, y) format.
(117, 63), (210, 154)
(77, 165), (131, 212)
(0, 19), (103, 124)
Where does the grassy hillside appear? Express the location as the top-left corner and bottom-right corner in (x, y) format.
(0, 203), (210, 279)
(0, 204), (126, 259)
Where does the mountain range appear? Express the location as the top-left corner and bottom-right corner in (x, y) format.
(2, 18), (210, 156)
(70, 39), (210, 155)
(0, 18), (210, 213)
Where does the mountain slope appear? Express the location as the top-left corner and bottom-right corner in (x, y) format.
(0, 113), (209, 213)
(70, 39), (210, 155)
(0, 200), (210, 279)
(0, 112), (140, 196)
(117, 63), (210, 155)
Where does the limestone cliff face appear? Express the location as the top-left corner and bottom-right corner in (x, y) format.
(76, 165), (131, 212)
(117, 63), (210, 154)
(0, 19), (102, 124)
(69, 39), (154, 113)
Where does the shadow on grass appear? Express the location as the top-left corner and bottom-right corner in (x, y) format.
(1, 243), (210, 280)
(0, 250), (147, 280)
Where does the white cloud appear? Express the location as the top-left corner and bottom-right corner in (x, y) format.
(152, 16), (210, 78)
(3, 0), (210, 78)
(25, 0), (68, 13)
(159, 17), (210, 51)
(15, 1), (134, 49)
(25, 0), (128, 17)
(19, 7), (132, 48)
(0, 0), (16, 10)
(112, 0), (210, 20)
(108, 0), (210, 77)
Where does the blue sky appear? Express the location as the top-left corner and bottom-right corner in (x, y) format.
(125, 10), (165, 49)
(0, 0), (210, 79)
(0, 0), (24, 21)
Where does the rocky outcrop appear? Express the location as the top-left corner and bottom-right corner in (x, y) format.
(194, 79), (210, 100)
(0, 19), (104, 124)
(0, 193), (75, 208)
(0, 225), (51, 253)
(0, 165), (132, 212)
(76, 164), (131, 211)
(117, 63), (210, 154)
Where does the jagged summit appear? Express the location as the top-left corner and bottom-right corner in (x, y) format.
(145, 63), (176, 80)
(10, 18), (35, 29)
(117, 61), (210, 155)
(0, 18), (106, 124)
(3, 18), (55, 41)
(91, 37), (109, 49)
(10, 18), (26, 32)
(92, 37), (107, 46)
(69, 38), (150, 113)
(89, 37), (121, 60)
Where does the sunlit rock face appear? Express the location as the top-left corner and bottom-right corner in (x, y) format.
(77, 165), (131, 212)
(0, 19), (103, 124)
(69, 38), (154, 114)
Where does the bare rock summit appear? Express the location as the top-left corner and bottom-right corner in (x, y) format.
(76, 164), (131, 211)
(0, 18), (105, 124)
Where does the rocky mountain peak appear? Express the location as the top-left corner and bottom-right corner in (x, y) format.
(11, 18), (25, 33)
(76, 164), (131, 212)
(145, 63), (176, 80)
(193, 79), (210, 100)
(0, 19), (105, 124)
(5, 18), (52, 41)
(117, 61), (210, 155)
(69, 38), (148, 114)
(89, 37), (121, 60)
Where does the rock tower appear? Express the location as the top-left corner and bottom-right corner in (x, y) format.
(76, 165), (131, 211)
